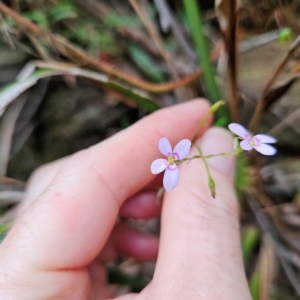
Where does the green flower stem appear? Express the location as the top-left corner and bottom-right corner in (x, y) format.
(175, 147), (238, 198)
(191, 100), (225, 143)
(176, 150), (238, 165)
(195, 145), (216, 198)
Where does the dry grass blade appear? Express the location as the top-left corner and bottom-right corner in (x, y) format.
(0, 61), (160, 112)
(253, 70), (300, 135)
(0, 207), (18, 225)
(248, 35), (300, 132)
(11, 78), (50, 158)
(247, 194), (300, 296)
(0, 191), (24, 205)
(268, 104), (300, 136)
(0, 176), (25, 186)
(215, 0), (239, 122)
(0, 68), (62, 113)
(254, 188), (300, 254)
(258, 238), (276, 300)
(239, 30), (279, 53)
(0, 93), (28, 176)
(153, 0), (196, 61)
(263, 77), (296, 111)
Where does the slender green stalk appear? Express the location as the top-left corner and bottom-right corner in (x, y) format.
(182, 0), (223, 108)
(195, 145), (215, 198)
(191, 100), (225, 143)
(176, 150), (237, 165)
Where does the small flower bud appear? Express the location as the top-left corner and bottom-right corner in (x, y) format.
(278, 27), (292, 44)
(208, 177), (216, 198)
(233, 137), (240, 150)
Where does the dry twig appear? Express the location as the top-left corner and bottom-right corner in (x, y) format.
(215, 0), (239, 122)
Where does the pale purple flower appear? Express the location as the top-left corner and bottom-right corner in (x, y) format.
(151, 138), (191, 191)
(228, 123), (277, 155)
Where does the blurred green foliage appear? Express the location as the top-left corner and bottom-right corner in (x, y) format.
(128, 44), (166, 82)
(278, 27), (293, 44)
(108, 267), (147, 292)
(104, 12), (142, 29)
(235, 153), (252, 196)
(242, 226), (260, 262)
(249, 265), (260, 300)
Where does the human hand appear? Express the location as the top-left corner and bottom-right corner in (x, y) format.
(0, 100), (251, 300)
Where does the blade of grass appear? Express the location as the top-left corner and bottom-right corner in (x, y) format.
(0, 61), (160, 113)
(0, 93), (28, 176)
(249, 265), (260, 300)
(128, 44), (166, 82)
(0, 68), (61, 113)
(183, 0), (226, 120)
(241, 226), (260, 262)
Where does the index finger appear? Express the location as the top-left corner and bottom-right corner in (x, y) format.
(2, 99), (211, 270)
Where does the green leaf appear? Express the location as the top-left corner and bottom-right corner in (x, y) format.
(241, 227), (260, 262)
(104, 13), (142, 29)
(49, 4), (77, 23)
(0, 62), (160, 113)
(22, 11), (48, 29)
(0, 223), (9, 241)
(182, 0), (228, 121)
(104, 80), (160, 112)
(278, 27), (293, 44)
(128, 44), (166, 82)
(182, 0), (220, 102)
(108, 267), (147, 292)
(249, 266), (260, 300)
(0, 223), (9, 234)
(235, 153), (252, 195)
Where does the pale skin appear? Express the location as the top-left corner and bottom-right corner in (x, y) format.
(0, 100), (252, 300)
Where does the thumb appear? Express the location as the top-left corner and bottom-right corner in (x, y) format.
(148, 127), (251, 300)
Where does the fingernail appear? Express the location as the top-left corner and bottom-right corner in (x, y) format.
(198, 127), (235, 178)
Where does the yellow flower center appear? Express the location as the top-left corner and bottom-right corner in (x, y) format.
(250, 139), (256, 147)
(167, 155), (176, 165)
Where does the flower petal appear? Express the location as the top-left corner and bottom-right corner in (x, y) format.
(252, 134), (277, 144)
(254, 144), (277, 156)
(228, 123), (250, 139)
(159, 137), (172, 156)
(151, 159), (167, 174)
(163, 166), (180, 192)
(240, 140), (253, 151)
(173, 139), (191, 159)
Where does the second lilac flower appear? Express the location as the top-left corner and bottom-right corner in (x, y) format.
(228, 123), (277, 155)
